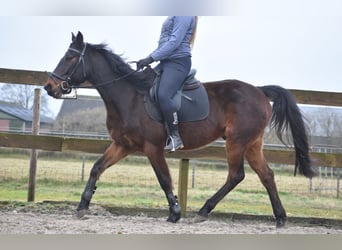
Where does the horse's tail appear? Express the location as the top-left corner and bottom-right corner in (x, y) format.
(259, 85), (316, 178)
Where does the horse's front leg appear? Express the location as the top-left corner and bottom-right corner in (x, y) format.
(76, 142), (129, 219)
(166, 193), (181, 223)
(147, 148), (181, 223)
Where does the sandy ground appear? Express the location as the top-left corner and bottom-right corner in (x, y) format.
(1, 202), (342, 234)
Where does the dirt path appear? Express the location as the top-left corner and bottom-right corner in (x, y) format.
(1, 201), (341, 234)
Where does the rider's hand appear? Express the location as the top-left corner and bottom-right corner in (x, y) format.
(137, 56), (154, 70)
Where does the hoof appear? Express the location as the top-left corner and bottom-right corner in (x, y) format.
(276, 218), (286, 228)
(167, 213), (181, 223)
(76, 209), (88, 220)
(193, 214), (208, 223)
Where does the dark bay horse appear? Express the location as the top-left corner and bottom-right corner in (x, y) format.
(44, 32), (316, 227)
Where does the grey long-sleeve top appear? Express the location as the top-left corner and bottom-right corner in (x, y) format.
(150, 16), (196, 61)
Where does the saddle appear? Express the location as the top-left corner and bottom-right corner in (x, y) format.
(143, 68), (209, 123)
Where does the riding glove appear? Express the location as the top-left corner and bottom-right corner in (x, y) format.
(137, 56), (154, 70)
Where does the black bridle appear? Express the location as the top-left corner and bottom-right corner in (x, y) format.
(48, 42), (140, 96)
(48, 43), (88, 95)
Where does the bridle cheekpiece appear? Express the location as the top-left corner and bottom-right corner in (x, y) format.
(48, 43), (88, 94)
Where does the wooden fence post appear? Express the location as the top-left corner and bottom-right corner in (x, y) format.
(178, 158), (189, 217)
(28, 88), (41, 202)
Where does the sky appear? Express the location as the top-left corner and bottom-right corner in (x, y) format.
(1, 1), (342, 117)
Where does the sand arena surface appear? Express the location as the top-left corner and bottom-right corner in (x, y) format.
(1, 201), (342, 234)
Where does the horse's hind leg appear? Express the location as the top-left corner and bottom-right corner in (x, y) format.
(195, 143), (245, 222)
(245, 138), (287, 227)
(76, 142), (130, 219)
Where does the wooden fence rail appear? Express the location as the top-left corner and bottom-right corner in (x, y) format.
(0, 133), (341, 167)
(1, 68), (342, 107)
(1, 67), (342, 215)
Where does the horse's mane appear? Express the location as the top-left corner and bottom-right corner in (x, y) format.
(88, 43), (154, 93)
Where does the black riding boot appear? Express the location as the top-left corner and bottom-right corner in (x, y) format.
(164, 112), (184, 153)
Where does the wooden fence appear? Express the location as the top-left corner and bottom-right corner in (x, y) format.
(1, 68), (342, 215)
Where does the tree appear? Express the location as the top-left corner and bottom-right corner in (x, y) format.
(303, 108), (342, 147)
(306, 108), (342, 137)
(0, 83), (53, 117)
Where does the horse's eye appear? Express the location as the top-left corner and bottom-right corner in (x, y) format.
(65, 52), (74, 60)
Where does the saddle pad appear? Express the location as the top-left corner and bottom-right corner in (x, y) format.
(144, 82), (209, 123)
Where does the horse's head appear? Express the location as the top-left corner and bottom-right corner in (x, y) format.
(44, 31), (88, 98)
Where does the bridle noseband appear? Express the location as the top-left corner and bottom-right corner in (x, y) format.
(48, 43), (88, 94)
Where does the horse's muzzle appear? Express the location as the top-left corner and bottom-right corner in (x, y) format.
(44, 81), (62, 98)
(44, 83), (54, 97)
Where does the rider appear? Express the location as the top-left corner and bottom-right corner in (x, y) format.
(137, 16), (198, 152)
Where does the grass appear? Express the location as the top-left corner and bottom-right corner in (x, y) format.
(0, 151), (342, 220)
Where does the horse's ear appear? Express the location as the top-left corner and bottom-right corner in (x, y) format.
(75, 31), (84, 45)
(71, 31), (84, 45)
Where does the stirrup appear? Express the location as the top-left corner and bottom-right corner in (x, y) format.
(164, 136), (184, 153)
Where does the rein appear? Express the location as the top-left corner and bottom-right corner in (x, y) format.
(48, 43), (139, 94)
(76, 67), (140, 89)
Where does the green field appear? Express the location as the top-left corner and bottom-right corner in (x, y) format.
(0, 151), (341, 220)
